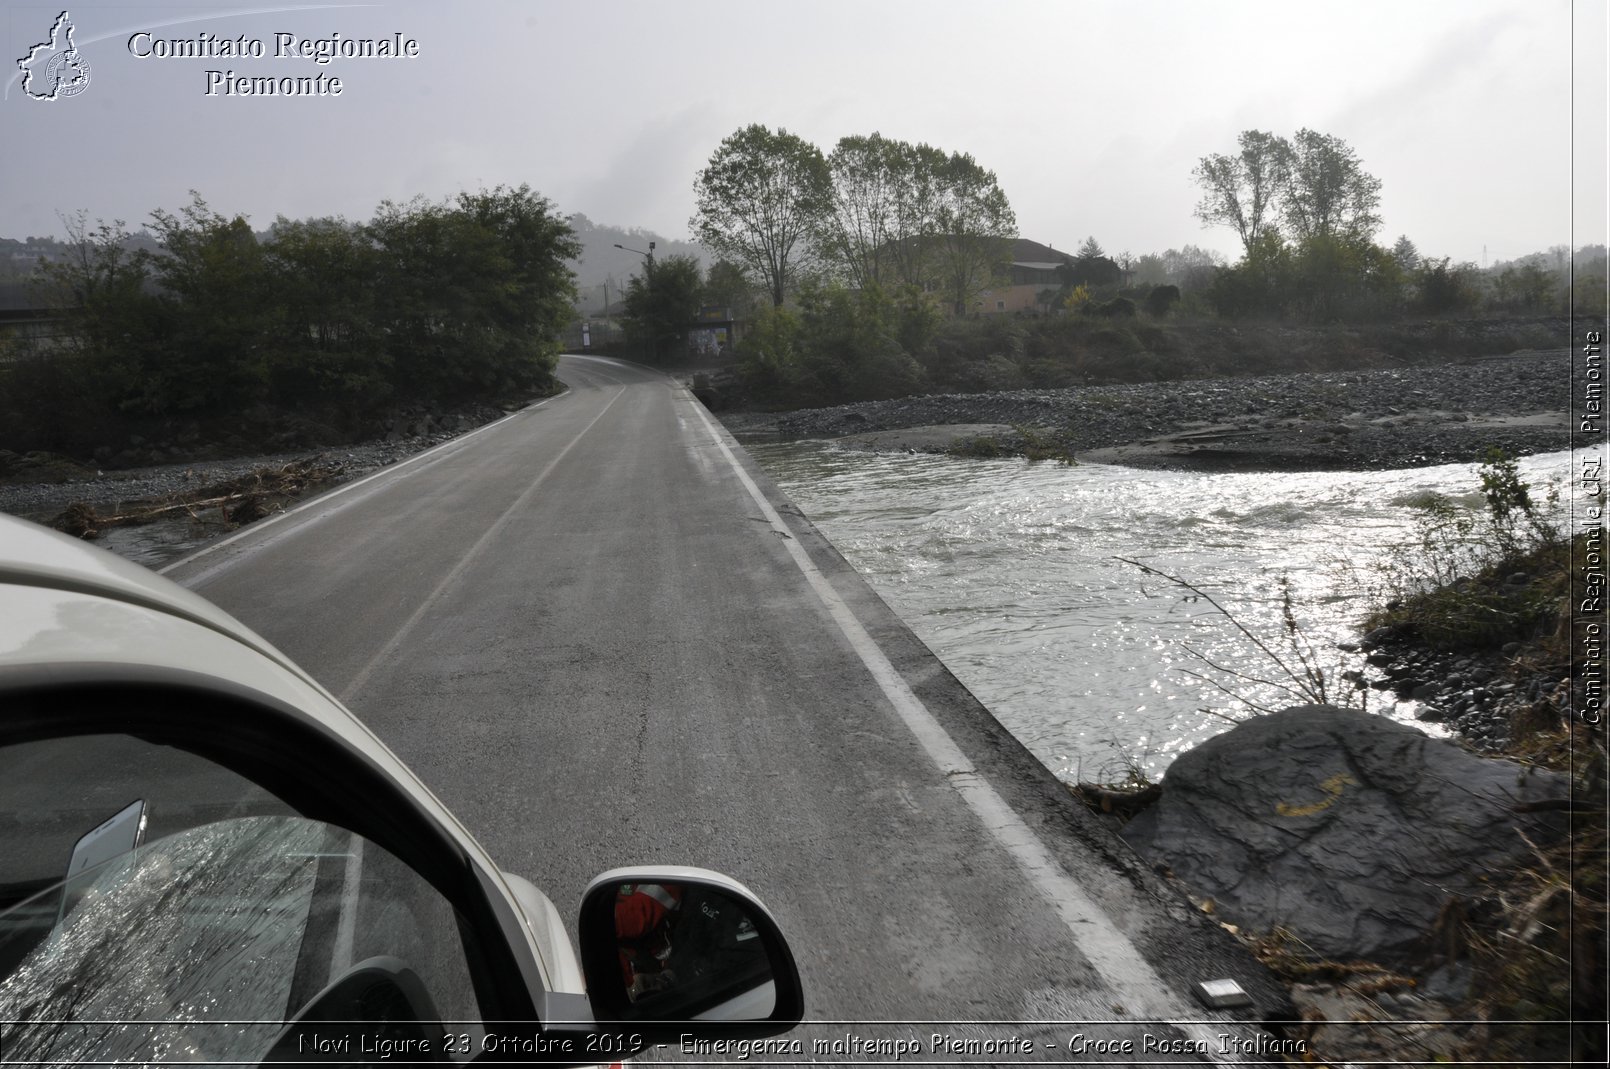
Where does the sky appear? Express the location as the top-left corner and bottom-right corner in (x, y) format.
(3, 0), (1606, 272)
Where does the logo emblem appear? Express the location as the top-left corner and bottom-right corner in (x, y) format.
(17, 10), (90, 101)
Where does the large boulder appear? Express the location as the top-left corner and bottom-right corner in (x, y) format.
(1121, 705), (1568, 963)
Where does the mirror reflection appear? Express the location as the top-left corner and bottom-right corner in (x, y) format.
(613, 881), (774, 1020)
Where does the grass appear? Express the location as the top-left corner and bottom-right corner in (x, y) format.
(945, 424), (1078, 463)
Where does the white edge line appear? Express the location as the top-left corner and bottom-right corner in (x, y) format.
(687, 399), (1244, 1061)
(157, 396), (557, 577)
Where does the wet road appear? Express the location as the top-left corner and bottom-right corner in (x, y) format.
(163, 355), (1284, 1061)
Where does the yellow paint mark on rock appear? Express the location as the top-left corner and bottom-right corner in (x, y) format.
(1275, 772), (1358, 817)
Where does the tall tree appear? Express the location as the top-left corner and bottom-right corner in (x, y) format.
(882, 141), (949, 291)
(1192, 129), (1288, 255)
(930, 151), (1017, 315)
(453, 184), (580, 362)
(820, 133), (903, 288)
(691, 125), (830, 307)
(702, 258), (757, 314)
(1390, 234), (1420, 272)
(1279, 129), (1383, 241)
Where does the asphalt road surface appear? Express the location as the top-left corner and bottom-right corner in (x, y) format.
(164, 355), (1288, 1063)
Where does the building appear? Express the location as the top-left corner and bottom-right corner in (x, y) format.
(972, 238), (1072, 315)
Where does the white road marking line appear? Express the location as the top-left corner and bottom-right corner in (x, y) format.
(688, 400), (1242, 1061)
(330, 834), (364, 978)
(159, 397), (557, 579)
(336, 388), (625, 703)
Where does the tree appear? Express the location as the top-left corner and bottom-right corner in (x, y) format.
(1283, 233), (1404, 321)
(143, 192), (275, 413)
(1280, 129), (1382, 241)
(262, 215), (386, 405)
(1163, 246), (1226, 290)
(701, 259), (757, 315)
(368, 185), (578, 400)
(16, 213), (158, 448)
(1060, 240), (1122, 290)
(452, 183), (580, 386)
(1132, 253), (1169, 286)
(883, 141), (949, 290)
(1492, 262), (1555, 312)
(820, 133), (903, 289)
(691, 125), (830, 308)
(1390, 235), (1420, 273)
(35, 211), (154, 364)
(1416, 257), (1482, 315)
(622, 254), (703, 362)
(930, 151), (1017, 315)
(795, 280), (924, 400)
(1192, 130), (1288, 255)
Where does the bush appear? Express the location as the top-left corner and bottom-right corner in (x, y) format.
(1089, 296), (1137, 318)
(1365, 450), (1565, 651)
(1143, 284), (1181, 317)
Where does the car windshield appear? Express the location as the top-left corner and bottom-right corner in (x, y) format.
(0, 733), (484, 1063)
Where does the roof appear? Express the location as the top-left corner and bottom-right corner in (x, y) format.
(1010, 238), (1072, 265)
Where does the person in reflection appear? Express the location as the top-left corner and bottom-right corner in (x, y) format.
(615, 882), (682, 999)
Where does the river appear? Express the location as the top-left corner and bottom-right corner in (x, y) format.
(744, 441), (1575, 782)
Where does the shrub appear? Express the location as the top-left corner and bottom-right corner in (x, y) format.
(1365, 450), (1565, 651)
(1143, 284), (1181, 317)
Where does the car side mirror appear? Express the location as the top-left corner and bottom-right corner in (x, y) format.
(577, 867), (803, 1042)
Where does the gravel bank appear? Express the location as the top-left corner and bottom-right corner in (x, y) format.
(728, 351), (1572, 471)
(0, 431), (467, 523)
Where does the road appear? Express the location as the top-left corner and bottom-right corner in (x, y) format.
(164, 355), (1285, 1060)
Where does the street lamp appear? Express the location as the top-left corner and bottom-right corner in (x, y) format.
(614, 242), (657, 363)
(614, 241), (654, 279)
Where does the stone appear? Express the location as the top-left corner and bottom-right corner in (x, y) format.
(1361, 626), (1398, 649)
(1121, 706), (1568, 964)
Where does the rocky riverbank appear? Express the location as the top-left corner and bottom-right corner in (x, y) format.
(724, 350), (1571, 471)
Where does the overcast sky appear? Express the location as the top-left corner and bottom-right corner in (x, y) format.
(5, 0), (1605, 268)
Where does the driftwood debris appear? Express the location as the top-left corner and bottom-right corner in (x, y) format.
(1073, 780), (1163, 818)
(50, 456), (347, 539)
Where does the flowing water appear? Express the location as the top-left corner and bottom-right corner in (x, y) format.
(745, 441), (1575, 783)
